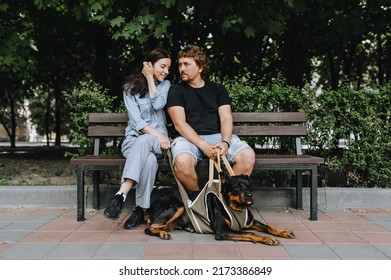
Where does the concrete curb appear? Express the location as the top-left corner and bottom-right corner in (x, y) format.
(1, 185), (390, 209)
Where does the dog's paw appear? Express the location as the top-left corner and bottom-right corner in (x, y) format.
(159, 231), (171, 240)
(280, 230), (295, 239)
(264, 237), (280, 246)
(184, 226), (195, 233)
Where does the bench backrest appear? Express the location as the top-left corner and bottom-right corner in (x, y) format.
(88, 112), (307, 155)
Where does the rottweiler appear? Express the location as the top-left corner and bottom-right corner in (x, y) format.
(144, 173), (295, 245)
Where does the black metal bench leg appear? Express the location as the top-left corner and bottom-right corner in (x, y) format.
(76, 166), (85, 221)
(93, 170), (100, 210)
(296, 170), (303, 209)
(310, 166), (318, 220)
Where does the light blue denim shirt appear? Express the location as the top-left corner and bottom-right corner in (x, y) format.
(123, 80), (170, 139)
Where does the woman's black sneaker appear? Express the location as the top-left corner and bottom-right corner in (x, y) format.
(103, 194), (124, 219)
(124, 206), (144, 229)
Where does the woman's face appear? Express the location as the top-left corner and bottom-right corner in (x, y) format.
(153, 58), (171, 82)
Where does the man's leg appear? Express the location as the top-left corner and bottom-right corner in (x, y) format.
(232, 147), (255, 176)
(174, 152), (199, 192)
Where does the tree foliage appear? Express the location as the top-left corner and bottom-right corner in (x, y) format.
(0, 0), (390, 187)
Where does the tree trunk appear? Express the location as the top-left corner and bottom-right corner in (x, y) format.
(45, 90), (51, 147)
(6, 89), (16, 148)
(377, 33), (384, 86)
(54, 80), (61, 146)
(327, 49), (339, 90)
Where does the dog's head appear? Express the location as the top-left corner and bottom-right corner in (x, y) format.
(220, 173), (253, 212)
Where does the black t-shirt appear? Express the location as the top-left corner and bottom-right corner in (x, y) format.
(166, 81), (231, 135)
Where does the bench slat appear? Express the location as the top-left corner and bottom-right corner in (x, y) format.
(88, 126), (125, 137)
(89, 113), (128, 123)
(70, 154), (324, 167)
(232, 112), (306, 123)
(233, 125), (307, 136)
(88, 112), (307, 124)
(88, 124), (307, 137)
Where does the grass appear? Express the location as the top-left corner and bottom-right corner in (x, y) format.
(0, 158), (76, 186)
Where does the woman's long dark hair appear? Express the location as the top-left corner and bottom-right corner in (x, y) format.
(123, 49), (170, 98)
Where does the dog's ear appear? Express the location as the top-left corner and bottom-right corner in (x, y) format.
(219, 171), (229, 185)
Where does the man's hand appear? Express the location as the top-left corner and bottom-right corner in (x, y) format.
(212, 142), (229, 156)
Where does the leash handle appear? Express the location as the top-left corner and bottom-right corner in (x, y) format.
(221, 155), (235, 176)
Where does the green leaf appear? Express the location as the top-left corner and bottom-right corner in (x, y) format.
(244, 26), (256, 38)
(110, 16), (125, 28)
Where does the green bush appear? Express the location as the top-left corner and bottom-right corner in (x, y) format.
(223, 75), (390, 188)
(66, 80), (118, 157)
(308, 82), (391, 188)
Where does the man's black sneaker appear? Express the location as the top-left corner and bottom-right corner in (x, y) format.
(103, 194), (124, 219)
(124, 206), (145, 229)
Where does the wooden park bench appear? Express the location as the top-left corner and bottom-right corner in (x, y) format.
(70, 112), (324, 221)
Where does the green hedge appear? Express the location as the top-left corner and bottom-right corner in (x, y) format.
(223, 76), (390, 188)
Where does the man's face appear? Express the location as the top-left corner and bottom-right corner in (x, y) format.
(178, 57), (202, 82)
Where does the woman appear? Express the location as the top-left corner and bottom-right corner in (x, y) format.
(103, 49), (171, 229)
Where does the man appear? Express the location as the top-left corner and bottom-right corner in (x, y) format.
(166, 44), (255, 197)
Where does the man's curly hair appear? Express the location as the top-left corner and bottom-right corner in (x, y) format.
(178, 44), (209, 79)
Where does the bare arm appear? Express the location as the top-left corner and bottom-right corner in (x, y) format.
(212, 105), (233, 156)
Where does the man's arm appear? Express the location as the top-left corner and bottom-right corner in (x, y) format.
(212, 104), (233, 155)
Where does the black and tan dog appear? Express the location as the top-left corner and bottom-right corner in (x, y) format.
(145, 174), (295, 245)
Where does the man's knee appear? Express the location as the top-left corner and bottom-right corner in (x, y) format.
(174, 153), (196, 174)
(234, 148), (255, 170)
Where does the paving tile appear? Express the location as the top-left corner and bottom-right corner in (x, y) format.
(260, 212), (299, 223)
(20, 230), (72, 243)
(0, 243), (57, 260)
(0, 221), (11, 229)
(354, 232), (391, 244)
(148, 230), (194, 243)
(237, 243), (289, 259)
(143, 243), (192, 259)
(0, 243), (13, 253)
(373, 244), (391, 258)
(328, 244), (388, 260)
(93, 243), (147, 259)
(376, 223), (391, 231)
(192, 243), (240, 259)
(39, 220), (84, 231)
(278, 231), (322, 244)
(339, 222), (387, 232)
(107, 231), (151, 243)
(44, 244), (102, 259)
(0, 214), (25, 222)
(266, 221), (308, 232)
(2, 220), (50, 230)
(283, 244), (339, 260)
(363, 214), (391, 223)
(17, 214), (59, 222)
(79, 220), (121, 231)
(328, 214), (368, 223)
(63, 231), (113, 243)
(314, 231), (366, 244)
(301, 221), (347, 232)
(0, 230), (34, 243)
(33, 207), (70, 215)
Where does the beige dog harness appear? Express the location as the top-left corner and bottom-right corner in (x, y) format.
(167, 151), (248, 234)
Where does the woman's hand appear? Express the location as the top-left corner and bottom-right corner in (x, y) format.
(157, 134), (171, 150)
(142, 62), (154, 79)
